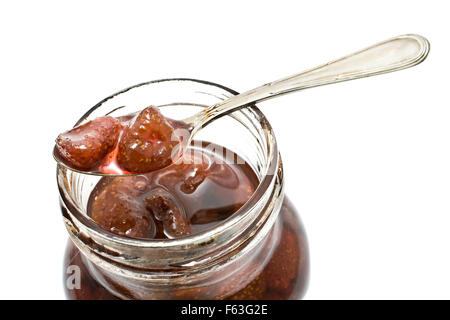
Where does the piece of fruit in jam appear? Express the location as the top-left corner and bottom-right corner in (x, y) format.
(118, 107), (179, 173)
(144, 189), (192, 238)
(56, 116), (122, 170)
(90, 176), (157, 239)
(55, 106), (181, 174)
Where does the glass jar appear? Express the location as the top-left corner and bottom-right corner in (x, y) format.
(57, 78), (309, 300)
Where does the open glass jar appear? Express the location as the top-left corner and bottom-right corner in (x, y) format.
(57, 79), (309, 300)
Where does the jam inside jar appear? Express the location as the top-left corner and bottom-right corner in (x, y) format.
(58, 79), (309, 300)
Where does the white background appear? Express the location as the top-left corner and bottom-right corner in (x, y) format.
(0, 1), (448, 299)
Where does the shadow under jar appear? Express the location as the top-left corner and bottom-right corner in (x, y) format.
(58, 79), (309, 300)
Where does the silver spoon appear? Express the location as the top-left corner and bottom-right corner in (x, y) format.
(54, 34), (430, 176)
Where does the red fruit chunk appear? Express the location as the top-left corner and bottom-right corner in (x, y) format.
(118, 106), (178, 173)
(180, 165), (208, 194)
(56, 116), (122, 170)
(90, 177), (156, 239)
(144, 190), (191, 238)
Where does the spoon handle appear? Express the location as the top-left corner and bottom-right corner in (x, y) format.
(194, 34), (429, 127)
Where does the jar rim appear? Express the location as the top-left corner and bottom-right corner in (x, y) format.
(58, 78), (281, 260)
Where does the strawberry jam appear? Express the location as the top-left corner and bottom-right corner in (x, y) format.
(88, 145), (256, 239)
(64, 197), (308, 300)
(55, 106), (183, 174)
(60, 105), (309, 300)
(55, 116), (122, 170)
(63, 143), (309, 299)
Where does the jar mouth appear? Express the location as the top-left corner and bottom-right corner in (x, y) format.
(58, 78), (281, 267)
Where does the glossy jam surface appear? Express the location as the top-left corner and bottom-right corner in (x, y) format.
(55, 106), (184, 174)
(88, 145), (256, 238)
(64, 198), (309, 300)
